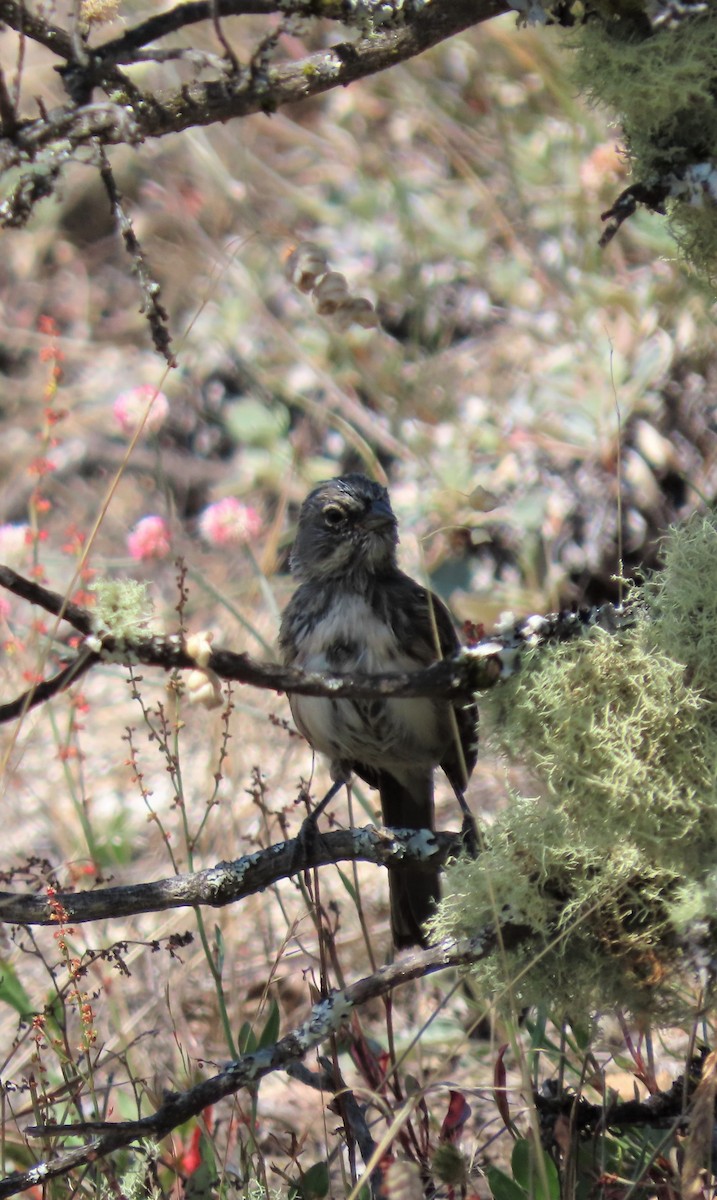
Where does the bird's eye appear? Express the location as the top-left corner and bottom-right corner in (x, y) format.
(323, 504), (345, 528)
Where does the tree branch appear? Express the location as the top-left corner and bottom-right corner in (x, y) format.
(0, 565), (93, 630)
(0, 931), (699, 1199)
(0, 0), (509, 171)
(97, 0), (279, 64)
(0, 562), (631, 724)
(0, 825), (465, 926)
(0, 0), (74, 60)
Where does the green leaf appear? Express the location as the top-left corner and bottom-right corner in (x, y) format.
(184, 1162), (217, 1200)
(237, 1020), (257, 1055)
(257, 998), (280, 1049)
(485, 1165), (527, 1200)
(198, 1131), (217, 1177)
(511, 1138), (560, 1200)
(511, 1140), (531, 1191)
(565, 1018), (593, 1053)
(213, 926), (225, 976)
(288, 1160), (330, 1200)
(335, 865), (358, 903)
(0, 963), (33, 1017)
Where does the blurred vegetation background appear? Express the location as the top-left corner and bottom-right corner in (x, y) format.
(0, 6), (716, 1196)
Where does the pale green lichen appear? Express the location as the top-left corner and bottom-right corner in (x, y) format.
(643, 512), (717, 696)
(568, 6), (717, 280)
(432, 510), (717, 1018)
(90, 577), (154, 639)
(484, 622), (717, 863)
(574, 13), (717, 166)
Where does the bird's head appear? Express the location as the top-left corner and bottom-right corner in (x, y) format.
(289, 474), (399, 583)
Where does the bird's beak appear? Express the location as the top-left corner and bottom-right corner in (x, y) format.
(363, 498), (397, 532)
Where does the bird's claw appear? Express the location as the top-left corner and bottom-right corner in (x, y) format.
(460, 810), (479, 858)
(291, 811), (321, 872)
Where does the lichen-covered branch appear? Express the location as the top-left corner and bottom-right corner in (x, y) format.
(0, 0), (509, 230)
(0, 933), (498, 1200)
(0, 561), (631, 725)
(1, 924), (701, 1200)
(97, 148), (176, 364)
(0, 825), (465, 926)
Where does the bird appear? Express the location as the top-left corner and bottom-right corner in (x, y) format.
(279, 473), (478, 949)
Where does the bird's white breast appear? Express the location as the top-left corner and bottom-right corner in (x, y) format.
(290, 594), (446, 776)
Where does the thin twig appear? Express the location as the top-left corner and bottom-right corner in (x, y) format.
(97, 149), (176, 365)
(210, 0), (241, 71)
(0, 0), (73, 59)
(96, 0), (278, 63)
(1, 0), (509, 163)
(0, 647), (98, 722)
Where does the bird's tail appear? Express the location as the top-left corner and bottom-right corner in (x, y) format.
(378, 770), (440, 949)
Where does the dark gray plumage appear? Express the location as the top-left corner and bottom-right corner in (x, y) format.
(279, 474), (478, 949)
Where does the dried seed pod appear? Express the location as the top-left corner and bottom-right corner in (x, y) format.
(348, 296), (379, 328)
(284, 242), (328, 293)
(313, 270), (349, 314)
(332, 296), (379, 331)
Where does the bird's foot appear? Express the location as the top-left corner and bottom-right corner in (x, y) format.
(291, 810), (322, 872)
(451, 785), (479, 858)
(290, 778), (345, 872)
(459, 808), (479, 859)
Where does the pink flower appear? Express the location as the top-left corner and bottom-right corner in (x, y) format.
(127, 515), (171, 562)
(113, 385), (170, 435)
(198, 498), (262, 547)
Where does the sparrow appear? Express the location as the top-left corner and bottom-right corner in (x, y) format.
(279, 473), (478, 949)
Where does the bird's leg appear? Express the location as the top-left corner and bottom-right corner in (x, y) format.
(291, 778), (345, 871)
(452, 785), (479, 858)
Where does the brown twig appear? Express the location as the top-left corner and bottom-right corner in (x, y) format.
(600, 179), (671, 247)
(0, 563), (500, 725)
(0, 566), (93, 630)
(0, 0), (73, 59)
(0, 647), (99, 722)
(0, 66), (17, 136)
(97, 149), (176, 365)
(210, 0), (241, 71)
(96, 0), (279, 63)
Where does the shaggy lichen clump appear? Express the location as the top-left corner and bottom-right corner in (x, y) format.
(90, 577), (154, 639)
(433, 512), (717, 1016)
(551, 2), (717, 280)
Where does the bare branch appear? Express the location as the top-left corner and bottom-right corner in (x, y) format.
(92, 0), (279, 63)
(0, 825), (465, 925)
(0, 565), (94, 633)
(0, 563), (498, 717)
(0, 647), (98, 723)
